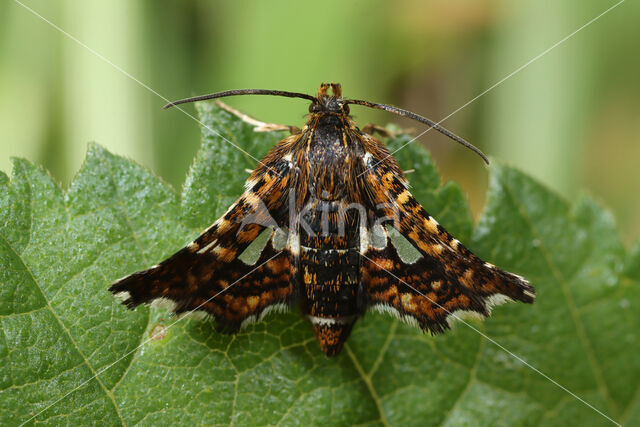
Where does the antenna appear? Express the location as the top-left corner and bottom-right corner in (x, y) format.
(344, 98), (488, 164)
(163, 89), (316, 110)
(163, 85), (488, 164)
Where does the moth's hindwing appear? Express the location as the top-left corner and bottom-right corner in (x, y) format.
(360, 151), (535, 332)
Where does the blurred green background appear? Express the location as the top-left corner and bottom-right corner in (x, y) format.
(1, 0), (639, 244)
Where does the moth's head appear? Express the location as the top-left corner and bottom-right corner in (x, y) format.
(309, 82), (350, 115)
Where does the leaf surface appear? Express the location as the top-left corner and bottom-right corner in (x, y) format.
(1, 105), (637, 426)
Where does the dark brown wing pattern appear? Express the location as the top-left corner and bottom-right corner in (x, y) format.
(110, 139), (299, 332)
(110, 82), (536, 353)
(360, 146), (535, 333)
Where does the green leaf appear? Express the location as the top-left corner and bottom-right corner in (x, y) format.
(1, 104), (638, 426)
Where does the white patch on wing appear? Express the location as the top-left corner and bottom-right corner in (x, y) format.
(259, 302), (289, 320)
(238, 228), (273, 265)
(446, 294), (513, 325)
(363, 152), (373, 168)
(386, 225), (421, 263)
(282, 152), (294, 169)
(239, 315), (259, 330)
(112, 291), (131, 302)
(486, 293), (513, 308)
(485, 293), (514, 314)
(244, 178), (258, 190)
(445, 309), (486, 327)
(288, 230), (300, 256)
(370, 304), (420, 329)
(239, 302), (290, 329)
(524, 290), (536, 299)
(151, 297), (178, 313)
(197, 239), (218, 254)
(272, 227), (289, 250)
(369, 223), (388, 249)
(359, 224), (369, 254)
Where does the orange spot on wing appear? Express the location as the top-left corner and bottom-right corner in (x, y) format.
(424, 216), (439, 234)
(397, 189), (411, 205)
(374, 257), (395, 271)
(247, 295), (260, 310)
(459, 268), (475, 288)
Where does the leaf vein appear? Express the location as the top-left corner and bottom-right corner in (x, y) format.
(502, 178), (618, 417)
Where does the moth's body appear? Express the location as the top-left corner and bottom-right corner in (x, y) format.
(294, 112), (365, 354)
(110, 83), (535, 357)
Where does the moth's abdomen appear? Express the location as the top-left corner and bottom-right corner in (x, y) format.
(302, 246), (359, 357)
(299, 199), (362, 356)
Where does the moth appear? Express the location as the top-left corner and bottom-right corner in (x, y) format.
(110, 83), (535, 357)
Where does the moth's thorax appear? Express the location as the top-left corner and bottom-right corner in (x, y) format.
(305, 112), (362, 201)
